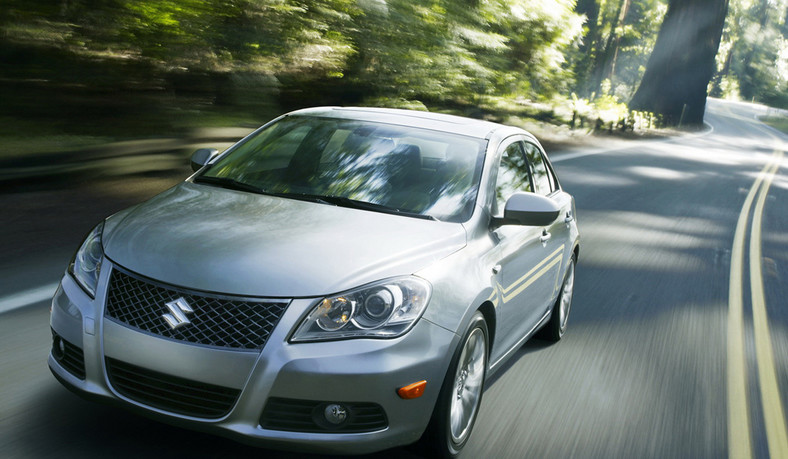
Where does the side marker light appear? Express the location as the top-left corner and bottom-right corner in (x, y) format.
(397, 380), (427, 399)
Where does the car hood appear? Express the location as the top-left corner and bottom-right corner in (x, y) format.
(102, 182), (467, 298)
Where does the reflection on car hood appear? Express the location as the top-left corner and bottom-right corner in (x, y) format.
(103, 182), (467, 297)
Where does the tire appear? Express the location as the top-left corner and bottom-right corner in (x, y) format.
(426, 312), (488, 458)
(538, 256), (576, 342)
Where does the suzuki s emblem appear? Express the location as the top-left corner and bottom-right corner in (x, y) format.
(162, 297), (194, 329)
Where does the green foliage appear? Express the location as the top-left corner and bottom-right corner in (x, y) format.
(0, 0), (588, 108)
(570, 0), (667, 100)
(2, 0), (786, 132)
(760, 115), (788, 134)
(713, 0), (788, 108)
(564, 92), (633, 126)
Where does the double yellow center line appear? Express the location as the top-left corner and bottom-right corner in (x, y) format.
(727, 149), (786, 459)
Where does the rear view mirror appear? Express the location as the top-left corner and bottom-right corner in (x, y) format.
(190, 148), (219, 172)
(494, 192), (560, 227)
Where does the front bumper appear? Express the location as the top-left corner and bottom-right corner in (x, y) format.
(49, 261), (459, 455)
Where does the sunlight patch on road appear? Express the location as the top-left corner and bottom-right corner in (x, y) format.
(626, 166), (697, 181)
(578, 211), (727, 272)
(768, 160), (788, 191)
(554, 170), (640, 188)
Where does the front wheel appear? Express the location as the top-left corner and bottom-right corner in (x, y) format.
(426, 312), (488, 458)
(538, 256), (575, 341)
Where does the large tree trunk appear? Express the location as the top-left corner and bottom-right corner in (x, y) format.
(629, 0), (729, 126)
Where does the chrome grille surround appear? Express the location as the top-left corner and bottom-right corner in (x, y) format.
(104, 266), (289, 350)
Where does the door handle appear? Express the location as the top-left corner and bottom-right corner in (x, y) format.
(540, 230), (551, 244)
(492, 264), (501, 275)
(564, 212), (574, 225)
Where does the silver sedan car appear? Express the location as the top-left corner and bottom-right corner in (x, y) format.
(49, 107), (579, 457)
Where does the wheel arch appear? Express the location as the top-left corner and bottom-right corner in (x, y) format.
(476, 301), (496, 356)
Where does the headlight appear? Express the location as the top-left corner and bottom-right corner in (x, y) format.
(291, 276), (431, 342)
(69, 222), (104, 298)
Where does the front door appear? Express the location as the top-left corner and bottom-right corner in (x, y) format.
(491, 138), (563, 355)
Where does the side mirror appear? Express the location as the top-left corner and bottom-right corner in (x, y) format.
(190, 148), (219, 172)
(494, 192), (560, 227)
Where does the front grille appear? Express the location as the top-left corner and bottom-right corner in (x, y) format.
(105, 267), (289, 350)
(260, 398), (388, 433)
(106, 358), (240, 419)
(52, 330), (86, 379)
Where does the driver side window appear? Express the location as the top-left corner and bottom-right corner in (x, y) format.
(524, 142), (553, 196)
(493, 140), (532, 218)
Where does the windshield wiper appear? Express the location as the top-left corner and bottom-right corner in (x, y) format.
(313, 195), (438, 221)
(193, 176), (266, 194)
(191, 182), (438, 221)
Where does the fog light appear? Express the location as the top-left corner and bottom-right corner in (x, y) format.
(323, 403), (348, 425)
(53, 336), (65, 361)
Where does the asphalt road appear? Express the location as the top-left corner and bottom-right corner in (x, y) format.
(1, 99), (786, 458)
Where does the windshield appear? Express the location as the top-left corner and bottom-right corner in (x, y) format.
(197, 115), (487, 222)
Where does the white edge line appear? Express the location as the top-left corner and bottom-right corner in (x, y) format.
(0, 282), (60, 315)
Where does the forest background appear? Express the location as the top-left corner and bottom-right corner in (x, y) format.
(1, 0), (787, 161)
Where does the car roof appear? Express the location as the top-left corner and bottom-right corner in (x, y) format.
(286, 106), (523, 140)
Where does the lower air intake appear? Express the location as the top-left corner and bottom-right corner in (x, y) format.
(106, 358), (240, 419)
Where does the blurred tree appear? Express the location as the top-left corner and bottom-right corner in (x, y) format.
(586, 0), (632, 96)
(607, 0), (666, 99)
(338, 0), (583, 105)
(572, 0), (666, 100)
(0, 0), (586, 122)
(493, 0), (584, 97)
(713, 0), (788, 108)
(573, 0), (601, 95)
(629, 0), (729, 126)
